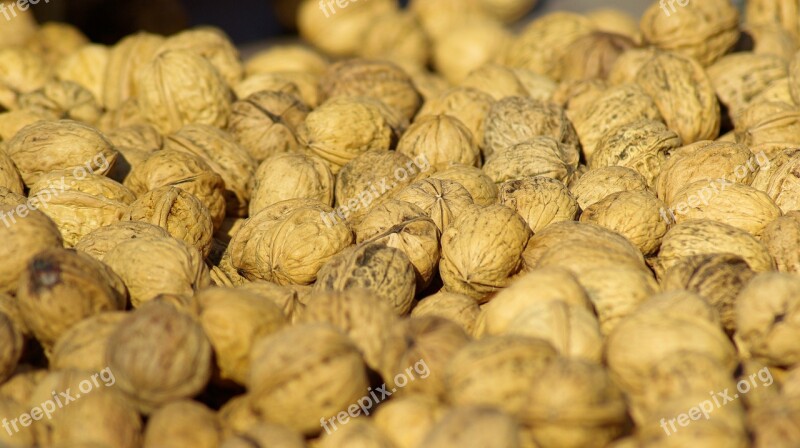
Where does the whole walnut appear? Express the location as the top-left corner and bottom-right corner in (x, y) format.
(75, 221), (170, 261)
(483, 96), (580, 159)
(196, 287), (286, 385)
(433, 19), (511, 84)
(397, 114), (480, 167)
(483, 137), (577, 186)
(550, 79), (609, 116)
(606, 47), (659, 86)
(360, 10), (430, 69)
(298, 288), (398, 370)
(0, 0), (37, 49)
(762, 212), (800, 273)
(746, 0), (800, 46)
(411, 291), (481, 335)
(430, 163), (498, 206)
(440, 204), (531, 301)
(0, 311), (23, 385)
(25, 22), (88, 65)
(220, 423), (306, 448)
(569, 166), (649, 210)
(580, 190), (668, 256)
(319, 59), (422, 122)
(108, 301), (212, 413)
(137, 50), (232, 134)
(499, 177), (579, 234)
(250, 152), (333, 216)
(123, 186), (214, 258)
(55, 44), (109, 108)
(313, 243), (416, 315)
(297, 97), (393, 174)
(105, 124), (163, 153)
(0, 47), (50, 110)
(393, 178), (475, 233)
(229, 199), (354, 285)
(248, 323), (369, 435)
(763, 150), (800, 213)
(49, 311), (127, 373)
(736, 103), (800, 148)
(297, 0), (396, 57)
(421, 406), (524, 448)
(0, 109), (49, 143)
(373, 395), (446, 448)
(559, 31), (637, 81)
(355, 200), (440, 290)
(0, 206), (63, 295)
(234, 71), (318, 107)
(155, 27), (243, 87)
(18, 80), (102, 124)
(655, 219), (775, 280)
(576, 265), (657, 336)
(163, 124), (257, 217)
(124, 149), (227, 229)
(708, 53), (789, 120)
(103, 32), (165, 110)
(408, 0), (488, 41)
(635, 52), (721, 144)
(143, 400), (222, 448)
(586, 9), (640, 40)
(226, 90), (310, 163)
(5, 120), (118, 187)
(103, 236), (211, 307)
(417, 87), (495, 150)
(245, 44), (328, 76)
(640, 0), (739, 66)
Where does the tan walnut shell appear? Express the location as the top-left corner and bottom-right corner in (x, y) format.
(24, 22), (88, 65)
(248, 323), (369, 436)
(108, 301), (212, 413)
(0, 206), (63, 295)
(373, 394), (445, 448)
(459, 63), (528, 101)
(245, 44), (328, 76)
(483, 136), (578, 185)
(432, 18), (509, 85)
(0, 148), (23, 195)
(746, 0), (800, 47)
(411, 291), (481, 336)
(102, 32), (164, 110)
(143, 400), (222, 448)
(297, 0), (396, 57)
(430, 163), (498, 206)
(421, 406), (524, 448)
(250, 152), (334, 216)
(761, 211), (800, 273)
(499, 177), (579, 234)
(0, 47), (50, 111)
(397, 114), (480, 168)
(558, 31), (637, 81)
(49, 311), (127, 373)
(0, 311), (23, 384)
(416, 87), (495, 150)
(54, 44), (109, 108)
(359, 10), (430, 69)
(229, 199), (354, 285)
(569, 165), (649, 210)
(393, 178), (475, 234)
(74, 221), (170, 261)
(104, 123), (163, 153)
(155, 26), (243, 87)
(708, 52), (789, 119)
(18, 80), (102, 125)
(440, 204), (531, 301)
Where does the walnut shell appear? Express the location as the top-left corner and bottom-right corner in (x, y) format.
(0, 311), (22, 384)
(313, 244), (416, 315)
(746, 0), (800, 47)
(444, 335), (557, 414)
(74, 221), (170, 261)
(576, 265), (658, 336)
(0, 186), (25, 207)
(393, 178), (474, 234)
(606, 47), (659, 86)
(25, 22), (88, 65)
(316, 419), (395, 448)
(763, 150), (800, 213)
(18, 80), (101, 125)
(708, 53), (789, 119)
(49, 311), (127, 373)
(0, 47), (50, 110)
(747, 22), (798, 61)
(440, 204), (531, 301)
(483, 96), (580, 159)
(103, 236), (211, 307)
(569, 165), (649, 210)
(459, 62), (527, 101)
(761, 211), (800, 273)
(551, 79), (609, 115)
(297, 0), (396, 57)
(0, 0), (37, 49)
(0, 292), (27, 337)
(234, 71), (319, 108)
(640, 0), (739, 66)
(245, 44), (328, 76)
(580, 190), (669, 256)
(0, 395), (34, 446)
(355, 200), (440, 290)
(297, 288), (397, 370)
(635, 52), (721, 144)
(248, 323), (369, 435)
(230, 199), (354, 285)
(416, 87), (494, 150)
(430, 163), (498, 206)
(156, 27), (243, 87)
(0, 109), (49, 143)
(411, 291), (481, 336)
(737, 104), (800, 148)
(559, 31), (637, 81)
(250, 152), (333, 216)
(360, 10), (430, 68)
(0, 147), (23, 196)
(163, 124), (257, 217)
(499, 177), (579, 234)
(397, 114), (480, 167)
(108, 301), (212, 413)
(421, 406), (524, 448)
(483, 137), (578, 186)
(143, 400), (221, 448)
(408, 0), (487, 41)
(475, 0), (537, 23)
(220, 423), (307, 448)
(137, 50), (232, 134)
(54, 44), (109, 108)
(5, 119), (117, 187)
(655, 219), (775, 279)
(736, 272), (800, 366)
(105, 124), (163, 153)
(0, 206), (63, 294)
(380, 316), (470, 399)
(103, 32), (165, 110)
(373, 395), (445, 448)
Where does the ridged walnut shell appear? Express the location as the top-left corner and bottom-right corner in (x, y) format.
(576, 265), (657, 336)
(483, 136), (578, 185)
(373, 394), (445, 448)
(761, 211), (800, 274)
(411, 291), (481, 336)
(18, 80), (102, 125)
(0, 206), (63, 295)
(569, 166), (649, 210)
(54, 44), (109, 108)
(103, 32), (164, 110)
(393, 178), (474, 234)
(421, 406), (524, 448)
(416, 87), (495, 150)
(397, 114), (480, 167)
(143, 400), (222, 448)
(459, 63), (528, 101)
(155, 27), (243, 87)
(499, 177), (579, 234)
(580, 190), (669, 256)
(0, 47), (50, 110)
(430, 163), (498, 206)
(250, 152), (333, 216)
(708, 53), (789, 119)
(49, 311), (128, 373)
(75, 221), (170, 261)
(0, 147), (23, 195)
(558, 31), (637, 81)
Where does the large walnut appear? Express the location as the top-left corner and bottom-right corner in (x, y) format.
(0, 206), (63, 295)
(250, 152), (334, 216)
(397, 114), (480, 167)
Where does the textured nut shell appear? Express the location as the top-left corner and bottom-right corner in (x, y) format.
(0, 396), (34, 446)
(417, 87), (494, 149)
(763, 151), (800, 213)
(18, 80), (101, 124)
(393, 178), (474, 233)
(98, 98), (150, 132)
(397, 114), (479, 167)
(736, 273), (800, 366)
(6, 119), (117, 187)
(580, 190), (669, 256)
(761, 211), (800, 273)
(25, 22), (88, 64)
(380, 316), (470, 399)
(640, 0), (739, 66)
(499, 177), (579, 234)
(373, 395), (445, 448)
(103, 32), (165, 110)
(421, 406), (523, 448)
(221, 423), (307, 448)
(411, 291), (480, 336)
(635, 52), (721, 144)
(248, 323), (369, 435)
(49, 311), (127, 373)
(197, 287), (286, 384)
(108, 301), (212, 413)
(746, 0), (800, 47)
(103, 236), (211, 307)
(75, 221), (170, 261)
(656, 219), (775, 279)
(459, 63), (528, 101)
(606, 47), (659, 86)
(355, 200), (440, 290)
(360, 10), (430, 68)
(483, 96), (580, 159)
(586, 8), (640, 45)
(54, 44), (109, 108)
(408, 0), (487, 41)
(143, 400), (221, 448)
(444, 335), (558, 414)
(0, 109), (49, 143)
(235, 71), (319, 108)
(708, 53), (789, 119)
(440, 204), (531, 301)
(312, 244), (416, 315)
(559, 31), (637, 81)
(316, 419), (395, 448)
(483, 137), (578, 185)
(0, 186), (25, 207)
(0, 312), (22, 384)
(569, 165), (649, 210)
(230, 199), (354, 285)
(0, 206), (63, 294)
(430, 163), (498, 206)
(156, 27), (243, 86)
(551, 79), (609, 116)
(0, 292), (27, 337)
(297, 0), (396, 57)
(250, 152), (333, 216)
(245, 44), (328, 76)
(0, 148), (23, 195)
(0, 47), (50, 110)
(433, 19), (510, 85)
(105, 124), (163, 153)
(137, 50), (232, 134)
(297, 288), (397, 370)
(577, 266), (658, 336)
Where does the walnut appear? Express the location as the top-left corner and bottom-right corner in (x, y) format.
(75, 221), (170, 261)
(245, 44), (328, 76)
(54, 44), (109, 108)
(316, 419), (395, 448)
(105, 124), (163, 153)
(0, 311), (22, 384)
(483, 137), (578, 185)
(761, 211), (800, 273)
(559, 31), (637, 81)
(607, 47), (659, 86)
(429, 163), (498, 206)
(408, 0), (488, 41)
(440, 204), (531, 301)
(417, 87), (494, 150)
(155, 26), (243, 87)
(433, 18), (511, 84)
(235, 71), (319, 107)
(373, 395), (445, 448)
(393, 178), (474, 233)
(18, 80), (102, 125)
(297, 0), (396, 57)
(0, 109), (48, 143)
(499, 177), (579, 234)
(422, 406), (524, 448)
(708, 53), (789, 119)
(397, 114), (480, 167)
(580, 190), (669, 256)
(250, 152), (333, 216)
(49, 311), (127, 373)
(411, 291), (481, 335)
(575, 265), (657, 336)
(0, 0), (37, 49)
(586, 8), (641, 41)
(0, 147), (22, 195)
(459, 64), (528, 101)
(0, 207), (63, 295)
(360, 10), (430, 69)
(550, 79), (609, 115)
(0, 47), (50, 110)
(735, 102), (800, 147)
(513, 68), (558, 101)
(143, 400), (222, 448)
(0, 396), (34, 446)
(570, 165), (649, 211)
(25, 22), (88, 65)
(103, 32), (165, 111)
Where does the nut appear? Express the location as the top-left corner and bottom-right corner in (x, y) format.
(558, 31), (637, 81)
(569, 165), (649, 210)
(103, 32), (165, 110)
(143, 400), (222, 448)
(155, 27), (243, 87)
(49, 311), (128, 373)
(250, 152), (334, 216)
(483, 137), (578, 185)
(75, 221), (170, 261)
(54, 44), (109, 108)
(0, 206), (63, 295)
(18, 79), (102, 124)
(430, 163), (498, 206)
(499, 177), (579, 234)
(393, 178), (475, 233)
(410, 291), (481, 335)
(417, 87), (495, 149)
(397, 114), (480, 167)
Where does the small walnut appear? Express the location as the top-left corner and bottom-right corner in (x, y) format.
(461, 65), (527, 104)
(49, 311), (127, 373)
(103, 32), (165, 110)
(143, 400), (222, 448)
(297, 0), (396, 57)
(234, 71), (318, 107)
(430, 163), (498, 206)
(25, 22), (88, 65)
(434, 19), (511, 84)
(245, 44), (328, 76)
(606, 47), (659, 86)
(155, 27), (243, 87)
(411, 291), (481, 335)
(108, 301), (212, 413)
(0, 207), (63, 295)
(587, 8), (641, 40)
(559, 31), (637, 81)
(75, 221), (170, 261)
(398, 114), (479, 167)
(580, 190), (669, 256)
(499, 177), (579, 234)
(746, 0), (800, 47)
(483, 137), (579, 185)
(137, 50), (232, 134)
(250, 152), (333, 216)
(734, 101), (800, 147)
(54, 44), (109, 108)
(422, 406), (524, 448)
(417, 87), (494, 150)
(550, 79), (609, 115)
(0, 109), (48, 143)
(575, 265), (657, 336)
(18, 80), (102, 124)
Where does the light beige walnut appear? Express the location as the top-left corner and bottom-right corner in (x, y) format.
(234, 71), (319, 107)
(559, 31), (637, 81)
(655, 219), (775, 280)
(606, 47), (659, 86)
(25, 22), (88, 65)
(640, 0), (739, 66)
(137, 50), (232, 134)
(393, 178), (474, 233)
(18, 80), (101, 125)
(297, 0), (396, 57)
(251, 152), (333, 216)
(736, 103), (800, 148)
(483, 137), (578, 185)
(0, 47), (51, 110)
(54, 44), (109, 108)
(417, 87), (494, 150)
(590, 119), (681, 187)
(155, 27), (243, 87)
(163, 124), (257, 217)
(635, 52), (721, 144)
(103, 236), (211, 307)
(75, 221), (170, 261)
(98, 98), (150, 132)
(103, 32), (164, 110)
(0, 0), (37, 49)
(397, 114), (479, 167)
(763, 150), (800, 212)
(746, 0), (800, 47)
(408, 0), (487, 41)
(440, 204), (531, 301)
(762, 211), (800, 273)
(0, 186), (25, 207)
(373, 395), (445, 448)
(229, 199), (354, 285)
(586, 8), (640, 41)
(422, 406), (524, 448)
(360, 10), (430, 69)
(430, 163), (498, 206)
(499, 177), (579, 234)
(708, 53), (789, 119)
(49, 311), (127, 373)
(0, 109), (49, 143)
(576, 265), (658, 336)
(580, 190), (669, 256)
(105, 124), (162, 153)
(143, 400), (221, 448)
(5, 119), (117, 187)
(0, 206), (64, 295)
(248, 323), (369, 435)
(220, 423), (307, 448)
(569, 165), (649, 210)
(460, 63), (527, 101)
(513, 68), (557, 101)
(0, 311), (23, 385)
(411, 291), (481, 335)
(245, 44), (328, 76)
(316, 419), (395, 448)
(550, 79), (609, 116)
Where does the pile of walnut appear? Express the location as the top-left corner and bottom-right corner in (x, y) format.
(1, 0), (800, 446)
